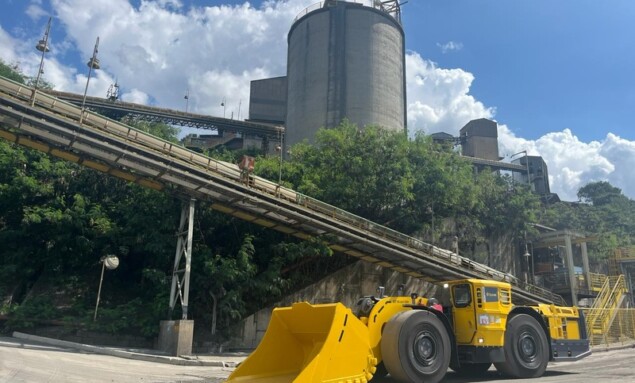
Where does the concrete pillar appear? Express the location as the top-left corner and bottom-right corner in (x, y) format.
(563, 234), (578, 305)
(580, 242), (592, 292)
(158, 320), (194, 356)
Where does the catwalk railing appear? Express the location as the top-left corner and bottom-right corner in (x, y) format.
(584, 275), (628, 346)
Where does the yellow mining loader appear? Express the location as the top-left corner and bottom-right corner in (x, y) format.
(225, 279), (590, 383)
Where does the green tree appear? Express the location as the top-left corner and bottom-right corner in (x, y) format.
(450, 170), (541, 264)
(0, 59), (53, 89)
(404, 133), (479, 236)
(578, 181), (625, 206)
(541, 181), (634, 262)
(0, 60), (27, 84)
(286, 121), (415, 230)
(125, 120), (181, 143)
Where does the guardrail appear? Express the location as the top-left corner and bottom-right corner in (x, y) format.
(581, 307), (635, 348)
(585, 275), (627, 346)
(293, 0), (400, 24)
(589, 272), (608, 292)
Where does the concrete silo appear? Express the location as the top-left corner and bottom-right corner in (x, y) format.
(285, 0), (406, 148)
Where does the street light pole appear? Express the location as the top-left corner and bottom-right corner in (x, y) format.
(31, 17), (52, 106)
(80, 37), (101, 124)
(523, 244), (534, 285)
(93, 260), (106, 322)
(277, 130), (284, 184)
(94, 255), (119, 322)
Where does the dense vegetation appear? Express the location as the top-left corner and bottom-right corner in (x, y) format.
(0, 61), (633, 341)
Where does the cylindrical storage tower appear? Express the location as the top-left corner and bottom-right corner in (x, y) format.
(285, 0), (406, 148)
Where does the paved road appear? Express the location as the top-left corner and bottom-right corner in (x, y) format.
(1, 336), (634, 382)
(374, 347), (635, 383)
(0, 337), (228, 383)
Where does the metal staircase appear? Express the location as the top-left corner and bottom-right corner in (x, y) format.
(585, 275), (628, 346)
(589, 272), (607, 293)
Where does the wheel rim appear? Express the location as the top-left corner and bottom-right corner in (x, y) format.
(517, 331), (538, 363)
(413, 330), (437, 366)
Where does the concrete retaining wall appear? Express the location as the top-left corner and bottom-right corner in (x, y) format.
(229, 260), (439, 349)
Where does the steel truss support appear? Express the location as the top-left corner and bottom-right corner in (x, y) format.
(169, 198), (196, 319)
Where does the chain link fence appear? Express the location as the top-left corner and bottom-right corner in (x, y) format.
(580, 308), (635, 348)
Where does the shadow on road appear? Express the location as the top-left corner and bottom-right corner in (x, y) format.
(372, 369), (578, 383)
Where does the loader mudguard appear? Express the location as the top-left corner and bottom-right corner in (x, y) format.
(225, 301), (377, 383)
(366, 297), (414, 363)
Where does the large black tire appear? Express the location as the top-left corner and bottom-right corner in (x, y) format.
(494, 313), (549, 379)
(450, 362), (492, 376)
(381, 310), (451, 383)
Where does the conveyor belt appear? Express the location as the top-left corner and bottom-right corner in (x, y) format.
(0, 76), (566, 306)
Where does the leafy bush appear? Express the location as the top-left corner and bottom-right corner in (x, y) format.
(5, 295), (58, 330)
(89, 296), (167, 337)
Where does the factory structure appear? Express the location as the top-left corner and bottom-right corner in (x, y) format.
(447, 118), (554, 199)
(249, 0), (406, 148)
(248, 0), (555, 199)
(187, 0), (554, 199)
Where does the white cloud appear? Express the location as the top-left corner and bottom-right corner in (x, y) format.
(406, 51), (494, 137)
(156, 0), (183, 9)
(120, 88), (150, 104)
(0, 27), (22, 65)
(599, 134), (635, 195)
(44, 0), (312, 117)
(436, 41), (463, 54)
(26, 4), (48, 21)
(498, 126), (635, 201)
(1, 1), (634, 201)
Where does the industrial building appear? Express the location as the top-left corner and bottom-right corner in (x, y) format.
(512, 155), (551, 195)
(248, 76), (287, 126)
(430, 118), (556, 199)
(459, 118), (500, 161)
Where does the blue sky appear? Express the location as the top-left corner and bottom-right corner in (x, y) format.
(405, 0), (635, 143)
(0, 0), (634, 201)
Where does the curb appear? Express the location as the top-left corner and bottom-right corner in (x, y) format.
(591, 342), (635, 353)
(12, 332), (227, 367)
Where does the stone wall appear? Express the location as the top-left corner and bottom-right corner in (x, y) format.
(226, 229), (519, 351)
(228, 260), (442, 350)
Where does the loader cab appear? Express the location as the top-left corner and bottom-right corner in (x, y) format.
(449, 279), (512, 349)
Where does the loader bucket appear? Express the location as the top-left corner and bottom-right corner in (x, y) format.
(225, 301), (377, 383)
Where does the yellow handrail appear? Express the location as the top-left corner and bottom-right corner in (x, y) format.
(580, 308), (635, 349)
(589, 272), (607, 292)
(585, 275), (627, 346)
